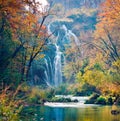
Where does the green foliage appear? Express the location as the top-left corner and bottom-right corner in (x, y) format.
(27, 87), (44, 104)
(0, 26), (23, 87)
(93, 63), (104, 71)
(95, 96), (106, 105)
(0, 24), (15, 86)
(50, 96), (79, 103)
(55, 84), (69, 95)
(86, 94), (115, 105)
(78, 83), (98, 96)
(45, 88), (55, 99)
(24, 86), (55, 104)
(76, 60), (120, 93)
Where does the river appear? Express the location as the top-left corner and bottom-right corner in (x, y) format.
(22, 104), (120, 121)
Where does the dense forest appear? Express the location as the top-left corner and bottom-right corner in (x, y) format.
(0, 0), (120, 120)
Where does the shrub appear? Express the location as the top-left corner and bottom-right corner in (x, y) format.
(95, 96), (106, 105)
(55, 84), (69, 95)
(50, 97), (72, 102)
(85, 93), (100, 104)
(27, 87), (55, 104)
(74, 83), (99, 96)
(45, 88), (55, 99)
(0, 87), (23, 121)
(107, 97), (113, 105)
(28, 87), (45, 104)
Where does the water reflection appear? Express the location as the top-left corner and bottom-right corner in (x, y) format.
(53, 108), (64, 121)
(22, 105), (120, 121)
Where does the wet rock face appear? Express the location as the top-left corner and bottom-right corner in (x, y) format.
(49, 0), (104, 9)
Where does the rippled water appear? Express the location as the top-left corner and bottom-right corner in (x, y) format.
(22, 105), (120, 121)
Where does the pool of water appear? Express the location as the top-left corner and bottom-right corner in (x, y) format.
(21, 104), (120, 121)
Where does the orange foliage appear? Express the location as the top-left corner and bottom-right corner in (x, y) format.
(97, 0), (120, 31)
(0, 0), (25, 29)
(100, 81), (120, 94)
(0, 0), (47, 37)
(94, 0), (120, 63)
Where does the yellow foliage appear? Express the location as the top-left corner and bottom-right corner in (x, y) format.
(83, 70), (105, 87)
(0, 87), (23, 121)
(29, 87), (47, 100)
(112, 59), (120, 73)
(76, 72), (83, 82)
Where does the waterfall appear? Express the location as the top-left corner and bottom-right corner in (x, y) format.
(53, 33), (63, 87)
(44, 70), (49, 84)
(44, 23), (83, 87)
(44, 42), (63, 87)
(47, 23), (52, 35)
(54, 43), (63, 87)
(48, 56), (54, 83)
(44, 59), (51, 85)
(62, 24), (84, 57)
(43, 23), (82, 86)
(44, 59), (49, 75)
(44, 70), (52, 87)
(62, 25), (68, 34)
(43, 24), (63, 87)
(68, 30), (80, 45)
(62, 25), (80, 45)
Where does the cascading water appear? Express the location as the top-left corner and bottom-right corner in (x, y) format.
(54, 43), (63, 87)
(62, 25), (83, 57)
(44, 24), (82, 87)
(68, 30), (80, 45)
(62, 25), (80, 45)
(43, 24), (63, 87)
(44, 58), (51, 85)
(48, 57), (54, 83)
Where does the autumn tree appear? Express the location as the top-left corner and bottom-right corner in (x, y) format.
(17, 1), (51, 81)
(94, 0), (120, 64)
(0, 0), (29, 87)
(91, 0), (120, 93)
(0, 0), (51, 87)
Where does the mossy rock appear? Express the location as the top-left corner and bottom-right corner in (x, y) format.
(73, 99), (79, 102)
(85, 93), (100, 104)
(95, 96), (106, 105)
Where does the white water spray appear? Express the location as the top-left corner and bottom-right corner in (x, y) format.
(54, 43), (63, 87)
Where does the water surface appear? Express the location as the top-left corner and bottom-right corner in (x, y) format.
(22, 104), (120, 121)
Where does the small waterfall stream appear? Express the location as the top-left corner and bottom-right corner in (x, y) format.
(62, 25), (80, 45)
(54, 44), (63, 86)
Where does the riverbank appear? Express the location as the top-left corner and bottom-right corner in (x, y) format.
(44, 94), (120, 106)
